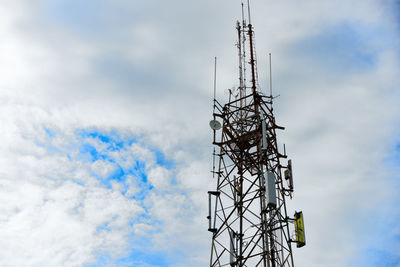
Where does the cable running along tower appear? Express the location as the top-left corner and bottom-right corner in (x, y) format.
(208, 2), (305, 267)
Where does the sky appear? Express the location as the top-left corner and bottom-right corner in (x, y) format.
(0, 0), (399, 266)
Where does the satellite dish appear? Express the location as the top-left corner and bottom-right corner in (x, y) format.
(209, 120), (222, 130)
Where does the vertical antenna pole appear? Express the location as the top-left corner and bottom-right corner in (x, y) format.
(248, 28), (256, 94)
(246, 0), (257, 95)
(241, 1), (247, 107)
(247, 0), (252, 25)
(269, 53), (273, 99)
(241, 2), (245, 23)
(212, 57), (217, 176)
(237, 22), (243, 123)
(213, 56), (217, 111)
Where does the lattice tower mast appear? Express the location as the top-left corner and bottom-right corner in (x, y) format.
(208, 2), (299, 267)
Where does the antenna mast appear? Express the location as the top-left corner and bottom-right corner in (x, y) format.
(247, 0), (257, 95)
(207, 2), (305, 267)
(269, 53), (273, 99)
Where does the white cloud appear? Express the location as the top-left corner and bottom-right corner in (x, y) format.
(91, 160), (118, 178)
(0, 0), (399, 266)
(133, 223), (155, 236)
(147, 166), (171, 190)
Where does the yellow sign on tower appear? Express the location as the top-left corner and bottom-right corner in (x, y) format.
(294, 211), (306, 248)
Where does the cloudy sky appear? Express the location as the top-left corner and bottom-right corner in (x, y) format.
(0, 0), (399, 266)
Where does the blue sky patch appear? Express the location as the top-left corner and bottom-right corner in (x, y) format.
(94, 55), (174, 92)
(80, 143), (102, 161)
(289, 23), (378, 73)
(96, 222), (111, 233)
(44, 127), (55, 138)
(152, 149), (175, 170)
(128, 160), (148, 182)
(44, 0), (116, 37)
(85, 248), (169, 267)
(352, 157), (400, 266)
(77, 129), (128, 151)
(353, 248), (400, 267)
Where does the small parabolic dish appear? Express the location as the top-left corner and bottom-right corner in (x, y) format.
(209, 120), (222, 130)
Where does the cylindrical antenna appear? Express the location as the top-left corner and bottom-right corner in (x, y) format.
(262, 115), (267, 151)
(269, 53), (273, 98)
(208, 193), (212, 229)
(212, 147), (216, 178)
(213, 56), (217, 104)
(247, 0), (252, 25)
(212, 57), (217, 168)
(241, 2), (245, 24)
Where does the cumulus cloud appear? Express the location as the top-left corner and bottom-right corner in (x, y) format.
(0, 0), (399, 266)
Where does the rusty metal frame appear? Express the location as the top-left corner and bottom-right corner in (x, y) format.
(208, 3), (295, 267)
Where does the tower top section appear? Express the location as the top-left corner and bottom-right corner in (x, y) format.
(213, 0), (267, 114)
(207, 1), (305, 266)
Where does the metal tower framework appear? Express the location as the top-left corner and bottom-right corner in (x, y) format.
(208, 2), (300, 267)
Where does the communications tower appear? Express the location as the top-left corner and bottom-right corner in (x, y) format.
(207, 2), (305, 267)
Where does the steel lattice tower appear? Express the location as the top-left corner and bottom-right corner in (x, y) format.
(207, 2), (304, 267)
